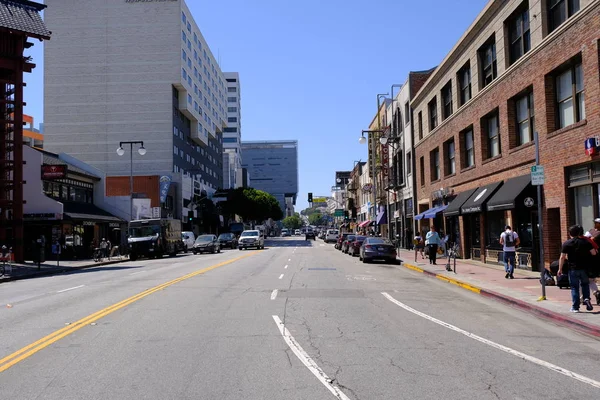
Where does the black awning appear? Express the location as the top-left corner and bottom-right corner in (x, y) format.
(486, 174), (532, 211)
(63, 202), (123, 223)
(460, 182), (503, 214)
(444, 188), (478, 217)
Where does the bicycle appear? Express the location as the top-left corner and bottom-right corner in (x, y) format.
(445, 242), (460, 272)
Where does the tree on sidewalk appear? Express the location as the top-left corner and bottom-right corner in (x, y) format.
(282, 215), (302, 230)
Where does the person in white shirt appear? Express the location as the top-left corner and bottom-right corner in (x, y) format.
(499, 225), (520, 279)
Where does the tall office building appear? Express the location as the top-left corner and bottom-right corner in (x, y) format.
(241, 141), (298, 215)
(222, 72), (242, 188)
(44, 0), (226, 197)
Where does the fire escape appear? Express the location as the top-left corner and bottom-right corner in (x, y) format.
(0, 0), (50, 262)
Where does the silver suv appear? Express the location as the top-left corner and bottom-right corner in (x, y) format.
(238, 230), (265, 250)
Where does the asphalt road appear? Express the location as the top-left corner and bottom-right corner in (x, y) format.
(1, 237), (600, 399)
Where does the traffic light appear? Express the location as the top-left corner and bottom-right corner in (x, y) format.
(344, 211), (349, 220)
(187, 210), (193, 221)
(308, 193), (313, 203)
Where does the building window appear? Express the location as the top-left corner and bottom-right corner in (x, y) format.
(418, 112), (423, 140)
(483, 111), (501, 159)
(182, 30), (186, 42)
(180, 150), (184, 158)
(406, 151), (412, 175)
(549, 0), (580, 32)
(224, 127), (237, 133)
(228, 117), (237, 123)
(182, 11), (186, 23)
(182, 68), (187, 80)
(428, 97), (438, 131)
(430, 148), (440, 181)
(458, 62), (472, 106)
(182, 49), (187, 62)
(228, 87), (237, 92)
(174, 145), (178, 155)
(228, 107), (237, 112)
(404, 102), (410, 125)
(515, 91), (535, 145)
(556, 62), (585, 129)
(507, 6), (531, 64)
(173, 127), (178, 136)
(227, 97), (236, 103)
(223, 137), (238, 143)
(462, 128), (475, 168)
(187, 22), (191, 32)
(479, 37), (497, 88)
(445, 139), (456, 176)
(441, 81), (453, 120)
(420, 156), (425, 186)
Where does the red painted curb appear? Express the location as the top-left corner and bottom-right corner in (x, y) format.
(479, 288), (600, 338)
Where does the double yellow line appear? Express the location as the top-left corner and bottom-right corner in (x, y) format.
(0, 252), (257, 373)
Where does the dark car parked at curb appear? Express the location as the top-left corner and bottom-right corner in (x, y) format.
(348, 235), (366, 257)
(359, 237), (398, 264)
(335, 233), (350, 250)
(192, 235), (221, 254)
(217, 233), (238, 249)
(305, 229), (316, 241)
(341, 235), (356, 253)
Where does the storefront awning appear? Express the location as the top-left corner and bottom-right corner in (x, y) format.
(486, 174), (532, 211)
(444, 188), (478, 217)
(359, 220), (374, 228)
(376, 209), (387, 225)
(414, 205), (448, 220)
(63, 202), (124, 223)
(460, 182), (503, 214)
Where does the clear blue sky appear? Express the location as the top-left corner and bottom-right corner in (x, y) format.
(24, 0), (488, 213)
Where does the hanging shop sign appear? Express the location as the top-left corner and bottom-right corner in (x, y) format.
(585, 137), (600, 156)
(362, 183), (373, 192)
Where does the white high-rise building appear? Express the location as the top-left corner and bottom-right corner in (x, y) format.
(222, 72), (242, 189)
(44, 0), (228, 201)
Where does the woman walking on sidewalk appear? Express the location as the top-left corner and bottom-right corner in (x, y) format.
(426, 226), (441, 265)
(413, 233), (424, 262)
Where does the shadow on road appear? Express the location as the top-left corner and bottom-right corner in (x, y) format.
(264, 238), (315, 248)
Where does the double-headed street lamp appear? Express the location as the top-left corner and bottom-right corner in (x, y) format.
(116, 141), (146, 220)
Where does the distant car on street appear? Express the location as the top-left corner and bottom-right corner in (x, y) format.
(281, 229), (291, 237)
(217, 232), (238, 249)
(181, 231), (195, 252)
(359, 237), (398, 264)
(305, 228), (316, 240)
(294, 229), (301, 236)
(192, 234), (220, 254)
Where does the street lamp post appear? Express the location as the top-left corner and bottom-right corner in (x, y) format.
(116, 141), (146, 220)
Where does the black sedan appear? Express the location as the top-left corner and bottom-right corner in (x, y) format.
(192, 235), (221, 254)
(359, 237), (398, 264)
(218, 233), (238, 249)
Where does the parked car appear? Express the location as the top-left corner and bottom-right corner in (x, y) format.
(281, 229), (291, 237)
(181, 231), (196, 252)
(239, 230), (264, 250)
(359, 237), (398, 264)
(325, 229), (339, 243)
(336, 233), (350, 250)
(217, 232), (238, 249)
(348, 235), (367, 257)
(341, 235), (356, 253)
(294, 229), (301, 236)
(305, 228), (316, 240)
(192, 234), (220, 254)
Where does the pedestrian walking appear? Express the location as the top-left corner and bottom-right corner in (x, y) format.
(100, 238), (108, 260)
(425, 226), (441, 265)
(499, 225), (520, 279)
(413, 233), (425, 262)
(558, 225), (596, 313)
(584, 218), (600, 304)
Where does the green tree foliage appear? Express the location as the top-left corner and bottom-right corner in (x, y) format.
(219, 187), (283, 222)
(308, 212), (323, 226)
(282, 215), (302, 230)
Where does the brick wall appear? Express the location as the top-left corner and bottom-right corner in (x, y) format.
(106, 176), (160, 208)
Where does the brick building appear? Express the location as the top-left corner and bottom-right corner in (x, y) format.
(412, 0), (600, 269)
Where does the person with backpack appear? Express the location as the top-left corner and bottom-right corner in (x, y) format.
(558, 224), (596, 313)
(413, 233), (425, 262)
(499, 225), (520, 279)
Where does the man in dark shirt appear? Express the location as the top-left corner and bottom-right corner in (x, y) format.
(558, 225), (597, 313)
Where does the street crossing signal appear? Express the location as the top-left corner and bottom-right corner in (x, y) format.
(344, 211), (349, 220)
(187, 210), (193, 221)
(308, 193), (313, 203)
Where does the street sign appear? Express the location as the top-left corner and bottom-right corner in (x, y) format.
(334, 209), (344, 217)
(152, 207), (161, 218)
(531, 165), (545, 185)
(313, 197), (327, 203)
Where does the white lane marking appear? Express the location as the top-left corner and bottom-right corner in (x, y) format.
(288, 258), (291, 261)
(57, 285), (85, 293)
(129, 271), (146, 275)
(272, 315), (351, 400)
(284, 264), (288, 269)
(381, 292), (600, 389)
(271, 289), (278, 300)
(279, 274), (284, 280)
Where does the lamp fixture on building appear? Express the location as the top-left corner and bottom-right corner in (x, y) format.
(116, 141), (146, 220)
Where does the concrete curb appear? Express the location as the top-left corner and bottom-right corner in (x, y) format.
(0, 258), (130, 284)
(400, 260), (600, 339)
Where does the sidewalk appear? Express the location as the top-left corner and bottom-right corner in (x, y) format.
(0, 257), (129, 283)
(396, 249), (600, 338)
